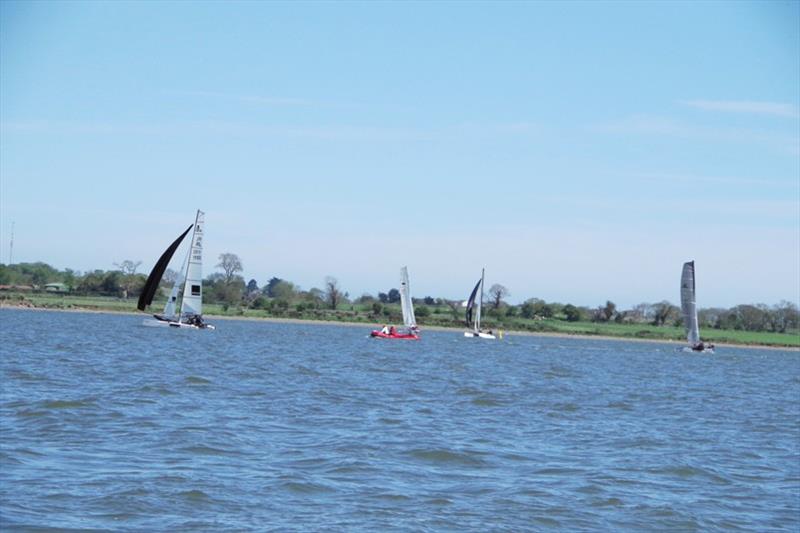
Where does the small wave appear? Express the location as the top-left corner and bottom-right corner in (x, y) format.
(379, 417), (402, 425)
(179, 489), (212, 502)
(180, 445), (234, 456)
(653, 465), (731, 485)
(409, 448), (487, 467)
(294, 365), (321, 376)
(606, 401), (633, 411)
(41, 399), (96, 409)
(184, 376), (212, 385)
(427, 497), (453, 505)
(471, 396), (503, 407)
(282, 480), (335, 494)
(591, 497), (624, 507)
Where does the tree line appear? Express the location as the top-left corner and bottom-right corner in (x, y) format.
(1, 257), (797, 334)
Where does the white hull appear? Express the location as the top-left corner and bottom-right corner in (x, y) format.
(464, 331), (496, 340)
(142, 318), (215, 330)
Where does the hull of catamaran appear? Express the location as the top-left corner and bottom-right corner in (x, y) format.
(142, 317), (215, 330)
(464, 331), (496, 340)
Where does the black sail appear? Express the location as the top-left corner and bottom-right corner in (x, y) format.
(465, 278), (481, 327)
(137, 225), (193, 311)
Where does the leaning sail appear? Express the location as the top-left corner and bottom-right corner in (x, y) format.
(680, 260), (700, 345)
(399, 266), (416, 328)
(137, 224), (193, 311)
(465, 278), (481, 329)
(180, 210), (205, 318)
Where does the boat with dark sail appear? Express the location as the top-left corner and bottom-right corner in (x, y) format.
(680, 260), (712, 353)
(464, 268), (495, 339)
(138, 210), (215, 330)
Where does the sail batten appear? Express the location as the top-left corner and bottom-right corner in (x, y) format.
(137, 224), (193, 311)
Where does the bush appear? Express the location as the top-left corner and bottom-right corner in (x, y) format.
(416, 305), (431, 318)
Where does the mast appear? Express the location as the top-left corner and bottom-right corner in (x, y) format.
(8, 221), (14, 265)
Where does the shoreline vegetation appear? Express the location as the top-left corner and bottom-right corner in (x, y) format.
(2, 292), (798, 349)
(2, 260), (798, 348)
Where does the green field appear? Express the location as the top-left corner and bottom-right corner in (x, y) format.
(3, 291), (798, 348)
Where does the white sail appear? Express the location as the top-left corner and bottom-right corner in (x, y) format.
(399, 266), (416, 329)
(680, 260), (700, 345)
(180, 210), (205, 318)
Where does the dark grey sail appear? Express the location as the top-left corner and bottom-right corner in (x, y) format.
(137, 224), (193, 311)
(465, 278), (482, 327)
(680, 260), (700, 346)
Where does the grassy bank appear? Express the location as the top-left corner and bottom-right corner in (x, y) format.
(2, 291), (798, 348)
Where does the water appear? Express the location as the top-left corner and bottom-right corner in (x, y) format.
(1, 309), (798, 531)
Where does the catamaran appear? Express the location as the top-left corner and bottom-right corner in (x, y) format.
(370, 266), (419, 340)
(680, 260), (712, 353)
(137, 210), (215, 330)
(464, 268), (495, 339)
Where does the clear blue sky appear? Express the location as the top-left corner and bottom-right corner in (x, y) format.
(1, 0), (798, 308)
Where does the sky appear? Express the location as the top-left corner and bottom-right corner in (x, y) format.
(1, 0), (798, 308)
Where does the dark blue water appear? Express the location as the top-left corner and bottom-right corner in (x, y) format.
(1, 309), (798, 531)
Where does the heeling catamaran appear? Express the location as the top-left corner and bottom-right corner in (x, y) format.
(680, 260), (712, 353)
(464, 268), (495, 339)
(370, 266), (420, 339)
(137, 210), (215, 330)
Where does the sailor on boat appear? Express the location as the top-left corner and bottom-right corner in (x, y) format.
(691, 341), (715, 352)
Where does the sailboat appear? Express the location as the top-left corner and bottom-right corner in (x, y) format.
(370, 266), (419, 339)
(137, 210), (215, 330)
(680, 260), (712, 353)
(464, 268), (495, 339)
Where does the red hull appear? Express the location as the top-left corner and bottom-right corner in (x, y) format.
(370, 330), (419, 340)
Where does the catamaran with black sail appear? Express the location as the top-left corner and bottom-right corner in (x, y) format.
(464, 268), (495, 339)
(680, 260), (712, 353)
(371, 266), (419, 339)
(137, 210), (215, 330)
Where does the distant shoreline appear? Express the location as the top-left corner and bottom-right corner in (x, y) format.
(2, 303), (796, 352)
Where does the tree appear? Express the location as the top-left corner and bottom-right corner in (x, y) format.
(602, 300), (616, 321)
(563, 304), (582, 322)
(271, 280), (296, 301)
(216, 253), (243, 283)
(651, 300), (679, 326)
(378, 292), (389, 303)
(387, 288), (400, 303)
(324, 276), (343, 310)
(114, 260), (142, 275)
(246, 279), (259, 293)
(488, 284), (509, 309)
(771, 300), (799, 332)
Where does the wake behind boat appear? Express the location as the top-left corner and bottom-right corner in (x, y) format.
(464, 268), (496, 340)
(370, 266), (419, 340)
(680, 260), (712, 353)
(137, 210), (215, 330)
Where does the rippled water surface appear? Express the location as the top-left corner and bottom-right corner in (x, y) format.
(1, 309), (799, 531)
